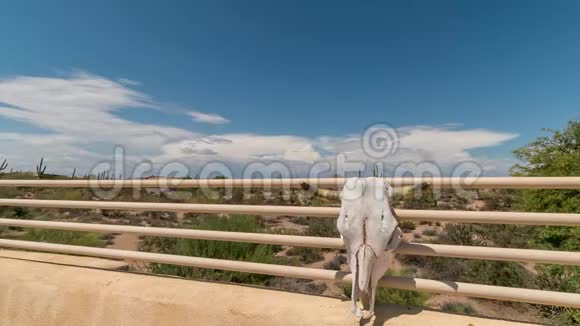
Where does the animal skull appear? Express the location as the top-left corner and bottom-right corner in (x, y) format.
(337, 177), (403, 319)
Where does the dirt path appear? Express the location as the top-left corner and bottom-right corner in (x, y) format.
(262, 216), (307, 232)
(107, 233), (140, 251)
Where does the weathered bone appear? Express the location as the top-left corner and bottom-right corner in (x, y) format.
(337, 177), (402, 319)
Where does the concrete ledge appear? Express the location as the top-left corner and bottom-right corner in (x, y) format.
(0, 249), (129, 270)
(0, 253), (534, 326)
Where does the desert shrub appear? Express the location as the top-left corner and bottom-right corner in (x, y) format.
(535, 265), (580, 324)
(413, 233), (421, 239)
(342, 270), (430, 307)
(341, 270), (430, 307)
(375, 287), (430, 307)
(0, 207), (33, 219)
(19, 229), (103, 247)
(101, 209), (128, 218)
(400, 254), (533, 290)
(323, 255), (347, 270)
(140, 215), (279, 285)
(480, 190), (515, 211)
(401, 183), (437, 209)
(398, 255), (468, 280)
(422, 229), (437, 236)
(481, 224), (538, 248)
(400, 221), (416, 232)
(397, 254), (429, 268)
(463, 261), (533, 288)
(443, 224), (487, 246)
(423, 257), (468, 280)
(306, 217), (339, 237)
(442, 302), (477, 315)
(286, 247), (323, 264)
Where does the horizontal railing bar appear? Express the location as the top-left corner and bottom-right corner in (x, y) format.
(1, 218), (579, 265)
(0, 239), (578, 308)
(396, 209), (580, 226)
(0, 199), (337, 217)
(1, 199), (579, 226)
(0, 177), (579, 189)
(0, 218), (342, 249)
(395, 243), (580, 265)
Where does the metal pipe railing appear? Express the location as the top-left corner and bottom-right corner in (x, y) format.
(1, 199), (579, 226)
(1, 218), (579, 265)
(0, 239), (578, 308)
(0, 177), (579, 189)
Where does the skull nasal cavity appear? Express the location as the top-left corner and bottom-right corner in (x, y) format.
(362, 217), (367, 242)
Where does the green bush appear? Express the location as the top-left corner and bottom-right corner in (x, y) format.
(443, 224), (486, 246)
(375, 287), (430, 307)
(442, 302), (476, 315)
(463, 261), (533, 288)
(401, 183), (437, 209)
(341, 285), (429, 307)
(510, 121), (580, 323)
(422, 229), (437, 236)
(400, 255), (533, 290)
(140, 215), (280, 285)
(422, 257), (468, 281)
(342, 270), (430, 307)
(18, 229), (103, 247)
(306, 217), (339, 237)
(0, 207), (33, 219)
(535, 265), (580, 324)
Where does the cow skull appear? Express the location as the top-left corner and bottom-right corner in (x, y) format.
(337, 177), (403, 319)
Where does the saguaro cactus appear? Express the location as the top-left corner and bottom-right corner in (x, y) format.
(36, 157), (47, 178)
(0, 159), (7, 173)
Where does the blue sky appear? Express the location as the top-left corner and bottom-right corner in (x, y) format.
(1, 1), (579, 176)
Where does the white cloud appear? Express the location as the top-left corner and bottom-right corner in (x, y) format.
(317, 126), (517, 164)
(188, 111), (229, 124)
(313, 126), (518, 176)
(160, 134), (321, 163)
(0, 71), (519, 176)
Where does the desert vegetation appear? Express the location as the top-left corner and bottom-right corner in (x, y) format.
(0, 120), (578, 324)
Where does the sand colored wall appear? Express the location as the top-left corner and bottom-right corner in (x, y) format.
(0, 251), (532, 326)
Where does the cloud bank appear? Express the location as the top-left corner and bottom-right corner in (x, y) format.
(0, 72), (518, 177)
